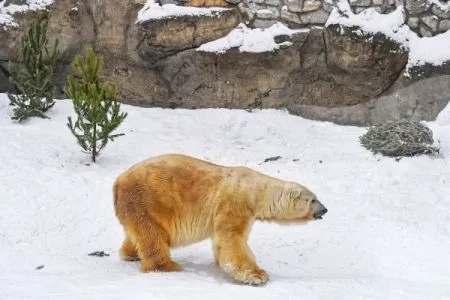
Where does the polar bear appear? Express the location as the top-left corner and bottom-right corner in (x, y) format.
(113, 153), (327, 285)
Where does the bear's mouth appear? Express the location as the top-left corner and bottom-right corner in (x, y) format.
(313, 208), (327, 220)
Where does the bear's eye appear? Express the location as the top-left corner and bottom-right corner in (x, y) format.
(289, 190), (301, 200)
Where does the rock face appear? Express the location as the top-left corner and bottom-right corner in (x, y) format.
(0, 0), (449, 126)
(136, 9), (241, 64)
(287, 75), (450, 126)
(156, 33), (306, 109)
(324, 25), (408, 98)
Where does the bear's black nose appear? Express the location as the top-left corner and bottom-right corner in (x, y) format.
(313, 207), (328, 219)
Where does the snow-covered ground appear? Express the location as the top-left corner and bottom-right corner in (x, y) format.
(1, 93), (450, 299)
(0, 0), (54, 27)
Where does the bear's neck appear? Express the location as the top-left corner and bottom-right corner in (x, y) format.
(254, 180), (289, 221)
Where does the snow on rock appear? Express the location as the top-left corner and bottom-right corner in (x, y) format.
(197, 22), (309, 53)
(0, 0), (54, 27)
(1, 92), (450, 299)
(428, 0), (450, 11)
(326, 1), (450, 73)
(136, 0), (230, 23)
(408, 30), (450, 67)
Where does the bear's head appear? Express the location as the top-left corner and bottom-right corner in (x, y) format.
(268, 184), (328, 224)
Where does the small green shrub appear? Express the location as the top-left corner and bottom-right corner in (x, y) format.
(359, 120), (440, 157)
(65, 47), (128, 163)
(7, 11), (60, 122)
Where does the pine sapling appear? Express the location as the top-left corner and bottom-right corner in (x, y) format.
(7, 11), (60, 122)
(65, 47), (128, 163)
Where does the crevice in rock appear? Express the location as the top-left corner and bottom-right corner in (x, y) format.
(321, 27), (329, 70)
(0, 61), (12, 79)
(192, 18), (198, 48)
(123, 3), (134, 61)
(82, 0), (98, 46)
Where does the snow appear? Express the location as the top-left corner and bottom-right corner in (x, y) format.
(428, 0), (450, 11)
(136, 0), (230, 23)
(1, 92), (450, 299)
(0, 0), (54, 27)
(326, 2), (450, 73)
(197, 22), (309, 53)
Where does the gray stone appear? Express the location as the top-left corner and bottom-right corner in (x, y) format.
(431, 4), (450, 19)
(300, 27), (326, 69)
(287, 75), (450, 126)
(281, 9), (302, 23)
(256, 9), (274, 19)
(324, 24), (408, 98)
(252, 0), (266, 3)
(355, 7), (366, 13)
(253, 18), (279, 28)
(419, 23), (433, 37)
(159, 0), (179, 4)
(323, 0), (334, 12)
(157, 37), (306, 110)
(287, 0), (303, 12)
(303, 0), (322, 12)
(268, 6), (281, 18)
(421, 15), (439, 32)
(299, 9), (329, 24)
(0, 62), (15, 93)
(264, 0), (281, 6)
(137, 9), (241, 64)
(238, 3), (255, 22)
(408, 16), (420, 29)
(373, 0), (383, 5)
(405, 0), (429, 14)
(102, 62), (170, 107)
(245, 1), (266, 12)
(280, 27), (372, 108)
(439, 19), (450, 32)
(349, 0), (371, 6)
(369, 75), (450, 125)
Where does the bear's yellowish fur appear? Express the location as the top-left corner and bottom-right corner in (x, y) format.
(184, 0), (229, 7)
(113, 153), (327, 285)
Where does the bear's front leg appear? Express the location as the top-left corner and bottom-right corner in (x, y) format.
(213, 211), (269, 285)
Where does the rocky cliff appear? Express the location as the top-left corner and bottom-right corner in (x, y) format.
(0, 0), (449, 126)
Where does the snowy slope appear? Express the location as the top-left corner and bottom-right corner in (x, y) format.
(1, 93), (450, 299)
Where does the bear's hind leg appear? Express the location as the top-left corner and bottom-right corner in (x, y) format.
(213, 214), (269, 285)
(131, 220), (183, 273)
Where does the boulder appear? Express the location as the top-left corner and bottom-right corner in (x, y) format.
(287, 75), (450, 126)
(156, 32), (307, 109)
(136, 8), (241, 64)
(153, 30), (309, 109)
(47, 0), (95, 63)
(102, 62), (170, 107)
(324, 24), (408, 99)
(281, 27), (367, 107)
